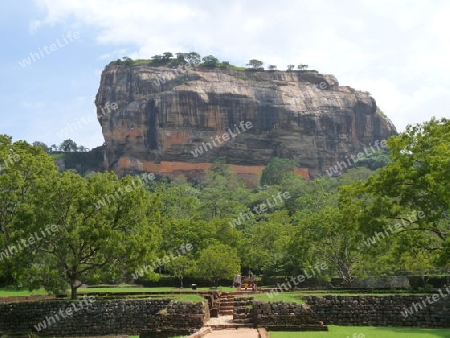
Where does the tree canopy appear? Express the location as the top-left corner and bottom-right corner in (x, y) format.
(3, 117), (449, 295)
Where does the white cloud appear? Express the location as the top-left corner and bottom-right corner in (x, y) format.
(30, 0), (450, 136)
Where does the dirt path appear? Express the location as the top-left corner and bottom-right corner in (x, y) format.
(204, 328), (260, 338)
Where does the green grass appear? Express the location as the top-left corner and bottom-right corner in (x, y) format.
(259, 289), (434, 297)
(270, 326), (450, 337)
(0, 286), (206, 303)
(253, 290), (305, 304)
(78, 287), (177, 293)
(78, 286), (236, 293)
(0, 287), (49, 297)
(126, 326), (450, 338)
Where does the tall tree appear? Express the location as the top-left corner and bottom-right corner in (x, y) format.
(290, 205), (362, 285)
(196, 243), (240, 287)
(21, 172), (162, 299)
(0, 135), (57, 284)
(343, 118), (450, 271)
(166, 255), (195, 288)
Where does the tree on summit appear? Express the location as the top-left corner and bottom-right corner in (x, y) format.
(247, 59), (264, 70)
(202, 55), (219, 67)
(60, 139), (78, 152)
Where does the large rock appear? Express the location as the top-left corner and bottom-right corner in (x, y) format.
(95, 64), (396, 182)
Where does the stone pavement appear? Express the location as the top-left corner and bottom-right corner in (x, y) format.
(203, 328), (260, 338)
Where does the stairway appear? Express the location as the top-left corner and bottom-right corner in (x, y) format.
(218, 293), (234, 316)
(205, 293), (255, 330)
(233, 296), (255, 328)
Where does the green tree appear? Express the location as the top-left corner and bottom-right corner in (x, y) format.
(196, 243), (240, 287)
(268, 65), (277, 70)
(260, 157), (297, 186)
(32, 141), (49, 152)
(0, 135), (57, 284)
(185, 52), (201, 66)
(151, 54), (163, 63)
(160, 218), (215, 255)
(247, 59), (264, 70)
(166, 255), (194, 288)
(21, 171), (162, 299)
(60, 139), (78, 152)
(122, 56), (133, 65)
(355, 150), (391, 170)
(343, 118), (450, 269)
(163, 52), (173, 60)
(290, 205), (362, 285)
(287, 65), (295, 71)
(175, 52), (187, 63)
(201, 55), (219, 67)
(198, 163), (250, 220)
(156, 182), (201, 219)
(240, 211), (293, 276)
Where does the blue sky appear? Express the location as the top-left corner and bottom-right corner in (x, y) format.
(1, 0), (449, 149)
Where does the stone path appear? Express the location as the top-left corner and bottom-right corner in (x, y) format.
(203, 328), (259, 338)
(203, 315), (260, 337)
(204, 315), (234, 326)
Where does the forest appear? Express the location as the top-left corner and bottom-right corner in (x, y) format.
(1, 118), (449, 300)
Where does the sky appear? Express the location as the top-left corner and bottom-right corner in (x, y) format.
(1, 0), (449, 149)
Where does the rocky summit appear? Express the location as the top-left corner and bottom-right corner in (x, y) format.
(95, 64), (396, 184)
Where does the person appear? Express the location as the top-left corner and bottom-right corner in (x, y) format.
(233, 273), (241, 289)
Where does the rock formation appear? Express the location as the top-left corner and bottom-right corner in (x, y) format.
(95, 64), (396, 184)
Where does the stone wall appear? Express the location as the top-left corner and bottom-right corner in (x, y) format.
(303, 296), (450, 328)
(330, 276), (410, 288)
(0, 298), (208, 337)
(253, 301), (327, 331)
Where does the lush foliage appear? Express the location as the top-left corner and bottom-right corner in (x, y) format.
(2, 118), (449, 296)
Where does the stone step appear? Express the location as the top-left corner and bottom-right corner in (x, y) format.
(205, 323), (255, 330)
(233, 318), (254, 324)
(219, 310), (234, 315)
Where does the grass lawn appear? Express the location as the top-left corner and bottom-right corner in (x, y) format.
(77, 286), (236, 293)
(253, 290), (305, 304)
(0, 287), (49, 297)
(0, 286), (212, 303)
(0, 285), (237, 297)
(270, 326), (450, 337)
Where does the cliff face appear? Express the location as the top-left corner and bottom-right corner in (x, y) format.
(95, 65), (396, 182)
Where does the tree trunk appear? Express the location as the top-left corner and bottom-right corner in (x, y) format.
(70, 283), (78, 300)
(179, 277), (183, 288)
